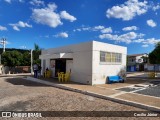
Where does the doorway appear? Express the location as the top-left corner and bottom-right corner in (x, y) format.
(139, 64), (144, 71)
(55, 59), (66, 77)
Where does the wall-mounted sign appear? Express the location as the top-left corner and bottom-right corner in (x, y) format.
(136, 58), (143, 63)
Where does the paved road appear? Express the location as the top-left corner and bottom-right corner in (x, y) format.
(127, 72), (160, 78)
(0, 76), (159, 120)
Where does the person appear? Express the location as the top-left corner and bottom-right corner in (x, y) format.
(38, 65), (42, 78)
(46, 68), (49, 71)
(33, 64), (38, 78)
(44, 68), (49, 78)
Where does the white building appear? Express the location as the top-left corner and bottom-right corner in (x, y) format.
(39, 41), (127, 85)
(127, 53), (148, 72)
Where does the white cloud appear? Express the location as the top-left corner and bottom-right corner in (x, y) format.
(60, 11), (77, 22)
(19, 0), (24, 2)
(74, 25), (112, 33)
(82, 27), (91, 31)
(99, 31), (159, 46)
(31, 3), (76, 28)
(99, 32), (143, 44)
(32, 3), (62, 28)
(4, 0), (25, 3)
(29, 0), (44, 6)
(133, 38), (160, 46)
(4, 0), (25, 4)
(93, 25), (105, 30)
(4, 0), (11, 3)
(122, 26), (138, 31)
(19, 45), (27, 49)
(45, 35), (49, 38)
(142, 44), (148, 47)
(134, 39), (145, 43)
(73, 26), (91, 32)
(143, 38), (160, 45)
(13, 26), (20, 31)
(55, 32), (68, 38)
(73, 28), (81, 32)
(147, 19), (156, 27)
(106, 0), (148, 21)
(9, 21), (32, 31)
(0, 25), (7, 31)
(152, 4), (160, 11)
(101, 27), (112, 33)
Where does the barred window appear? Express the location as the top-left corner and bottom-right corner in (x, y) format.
(100, 51), (122, 63)
(100, 52), (105, 62)
(106, 52), (111, 62)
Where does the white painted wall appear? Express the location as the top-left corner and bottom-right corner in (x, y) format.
(0, 65), (3, 74)
(92, 41), (127, 85)
(72, 50), (92, 84)
(40, 41), (93, 84)
(66, 60), (73, 73)
(40, 41), (127, 85)
(147, 65), (154, 71)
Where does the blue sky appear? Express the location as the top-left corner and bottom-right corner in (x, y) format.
(0, 0), (160, 54)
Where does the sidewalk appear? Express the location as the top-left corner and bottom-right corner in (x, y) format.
(0, 73), (31, 77)
(24, 76), (160, 112)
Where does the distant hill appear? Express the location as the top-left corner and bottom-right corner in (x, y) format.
(0, 48), (30, 54)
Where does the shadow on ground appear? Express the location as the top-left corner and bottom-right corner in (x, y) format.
(5, 77), (51, 87)
(0, 101), (30, 111)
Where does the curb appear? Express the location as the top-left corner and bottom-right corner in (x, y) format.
(24, 77), (160, 112)
(127, 77), (160, 79)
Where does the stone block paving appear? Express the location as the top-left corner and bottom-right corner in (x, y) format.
(26, 76), (160, 111)
(116, 93), (160, 108)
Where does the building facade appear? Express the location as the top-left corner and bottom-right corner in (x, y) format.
(39, 41), (127, 85)
(127, 53), (148, 72)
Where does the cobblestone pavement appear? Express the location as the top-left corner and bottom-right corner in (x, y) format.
(0, 76), (159, 120)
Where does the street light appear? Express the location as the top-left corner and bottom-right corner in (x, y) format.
(0, 54), (1, 65)
(31, 49), (33, 75)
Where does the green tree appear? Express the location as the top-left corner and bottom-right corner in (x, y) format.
(149, 42), (160, 73)
(34, 43), (40, 51)
(2, 51), (23, 68)
(149, 42), (160, 64)
(33, 43), (41, 65)
(149, 52), (156, 64)
(22, 51), (31, 66)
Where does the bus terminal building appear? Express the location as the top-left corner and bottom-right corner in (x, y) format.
(39, 41), (127, 85)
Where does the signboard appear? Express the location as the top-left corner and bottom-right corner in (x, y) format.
(136, 58), (143, 63)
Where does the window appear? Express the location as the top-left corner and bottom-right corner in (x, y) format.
(106, 52), (111, 62)
(112, 53), (116, 62)
(100, 52), (105, 62)
(100, 51), (122, 63)
(115, 53), (122, 63)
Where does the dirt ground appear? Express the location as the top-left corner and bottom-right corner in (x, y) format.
(0, 76), (159, 120)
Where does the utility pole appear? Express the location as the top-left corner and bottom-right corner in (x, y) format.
(0, 38), (6, 65)
(0, 38), (6, 53)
